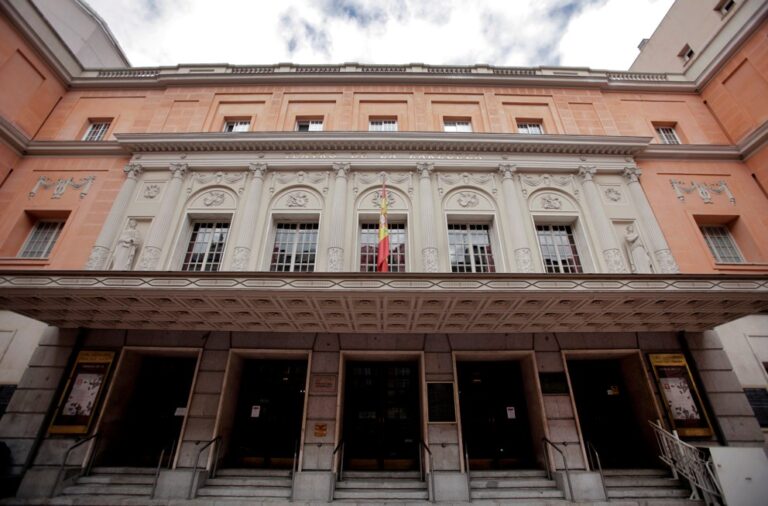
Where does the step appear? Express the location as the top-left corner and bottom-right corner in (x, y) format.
(61, 484), (151, 496)
(602, 468), (670, 477)
(341, 470), (421, 479)
(471, 488), (565, 499)
(89, 467), (156, 475)
(336, 479), (426, 489)
(471, 478), (558, 488)
(469, 469), (548, 478)
(607, 488), (692, 499)
(196, 486), (291, 498)
(333, 489), (429, 500)
(215, 468), (291, 478)
(76, 475), (155, 485)
(605, 476), (686, 487)
(203, 476), (292, 487)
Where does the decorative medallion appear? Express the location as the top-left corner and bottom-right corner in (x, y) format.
(203, 191), (227, 207)
(457, 192), (480, 208)
(604, 187), (622, 202)
(372, 190), (396, 208)
(286, 192), (309, 208)
(143, 184), (160, 199)
(541, 195), (562, 209)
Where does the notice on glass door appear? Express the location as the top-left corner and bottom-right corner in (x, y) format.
(506, 406), (516, 419)
(251, 405), (261, 418)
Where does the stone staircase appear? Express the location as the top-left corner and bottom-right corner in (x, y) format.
(334, 470), (429, 501)
(603, 468), (693, 500)
(196, 468), (292, 499)
(468, 469), (566, 501)
(60, 467), (154, 498)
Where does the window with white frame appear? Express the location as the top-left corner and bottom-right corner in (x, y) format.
(82, 120), (111, 141)
(18, 220), (65, 258)
(181, 221), (230, 271)
(360, 222), (406, 272)
(222, 120), (251, 132)
(536, 224), (583, 273)
(517, 122), (544, 134)
(296, 119), (324, 132)
(443, 120), (472, 132)
(678, 44), (695, 64)
(655, 126), (681, 144)
(700, 225), (744, 263)
(270, 222), (319, 272)
(447, 223), (495, 273)
(368, 119), (398, 132)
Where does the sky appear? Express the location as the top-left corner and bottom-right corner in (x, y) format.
(86, 0), (674, 71)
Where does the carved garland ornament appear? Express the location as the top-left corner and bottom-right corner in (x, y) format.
(670, 179), (735, 205)
(29, 175), (96, 200)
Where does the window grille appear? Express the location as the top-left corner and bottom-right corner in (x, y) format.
(447, 224), (495, 273)
(655, 127), (681, 144)
(223, 120), (250, 132)
(536, 224), (583, 273)
(517, 122), (544, 134)
(369, 119), (398, 132)
(19, 221), (65, 258)
(181, 221), (230, 271)
(296, 119), (324, 132)
(443, 120), (473, 132)
(82, 121), (111, 141)
(270, 223), (319, 272)
(360, 223), (406, 272)
(700, 225), (743, 263)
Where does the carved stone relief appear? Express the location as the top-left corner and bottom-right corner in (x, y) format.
(270, 170), (330, 195)
(540, 195), (562, 209)
(670, 179), (735, 205)
(189, 188), (236, 210)
(286, 192), (309, 208)
(203, 191), (227, 207)
(186, 171), (246, 195)
(29, 175), (96, 199)
(437, 172), (497, 196)
(457, 192), (480, 208)
(371, 189), (396, 208)
(231, 247), (251, 271)
(514, 248), (535, 273)
(602, 186), (623, 203)
(519, 174), (579, 199)
(143, 184), (161, 200)
(354, 171), (413, 197)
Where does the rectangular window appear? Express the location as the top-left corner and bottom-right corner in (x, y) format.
(18, 220), (64, 258)
(181, 221), (230, 271)
(447, 223), (495, 273)
(536, 224), (583, 273)
(270, 222), (319, 272)
(517, 122), (544, 134)
(223, 120), (251, 132)
(744, 388), (768, 428)
(368, 119), (398, 132)
(82, 121), (111, 141)
(678, 44), (694, 64)
(700, 225), (744, 263)
(656, 126), (681, 144)
(443, 120), (473, 132)
(715, 0), (735, 16)
(296, 119), (324, 132)
(360, 223), (406, 272)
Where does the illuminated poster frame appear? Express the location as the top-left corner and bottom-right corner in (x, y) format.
(49, 351), (115, 435)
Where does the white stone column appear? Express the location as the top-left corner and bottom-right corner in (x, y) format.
(137, 163), (188, 270)
(623, 166), (680, 273)
(417, 163), (439, 272)
(326, 163), (350, 272)
(577, 166), (628, 273)
(231, 163), (267, 271)
(85, 163), (143, 270)
(499, 164), (535, 272)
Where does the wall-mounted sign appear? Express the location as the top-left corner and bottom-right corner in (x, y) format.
(649, 354), (713, 438)
(506, 406), (516, 419)
(314, 423), (328, 437)
(251, 405), (261, 418)
(49, 351), (115, 435)
(427, 382), (456, 423)
(311, 374), (337, 394)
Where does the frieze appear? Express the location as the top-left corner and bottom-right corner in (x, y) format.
(354, 171), (413, 196)
(437, 172), (497, 195)
(29, 175), (96, 200)
(670, 179), (735, 205)
(270, 170), (330, 194)
(519, 174), (579, 199)
(186, 171), (246, 195)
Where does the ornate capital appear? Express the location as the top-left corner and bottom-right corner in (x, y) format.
(416, 163), (434, 179)
(577, 165), (597, 182)
(623, 166), (642, 184)
(169, 163), (188, 179)
(498, 163), (518, 180)
(332, 163), (350, 178)
(124, 163), (143, 179)
(248, 162), (268, 179)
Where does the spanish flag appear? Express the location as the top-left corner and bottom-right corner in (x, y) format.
(377, 183), (390, 272)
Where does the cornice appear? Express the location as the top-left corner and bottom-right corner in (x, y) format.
(737, 120), (768, 160)
(24, 140), (125, 156)
(635, 143), (741, 161)
(112, 131), (653, 156)
(0, 117), (30, 155)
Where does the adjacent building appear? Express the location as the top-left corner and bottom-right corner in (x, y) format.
(0, 0), (767, 503)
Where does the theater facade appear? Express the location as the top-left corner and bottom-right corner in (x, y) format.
(1, 0), (768, 504)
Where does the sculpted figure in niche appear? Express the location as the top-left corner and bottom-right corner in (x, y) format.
(624, 224), (653, 273)
(111, 219), (141, 270)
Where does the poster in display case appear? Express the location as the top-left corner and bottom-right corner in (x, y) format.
(649, 353), (713, 438)
(49, 351), (115, 435)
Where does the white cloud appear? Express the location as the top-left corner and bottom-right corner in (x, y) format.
(85, 0), (673, 70)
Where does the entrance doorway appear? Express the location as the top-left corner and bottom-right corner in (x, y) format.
(225, 359), (307, 468)
(342, 361), (421, 470)
(457, 361), (536, 469)
(96, 354), (197, 467)
(567, 357), (658, 468)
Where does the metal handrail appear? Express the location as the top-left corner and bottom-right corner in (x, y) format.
(649, 420), (723, 502)
(150, 447), (166, 498)
(187, 436), (222, 499)
(585, 441), (608, 500)
(51, 433), (99, 498)
(290, 439), (300, 501)
(329, 440), (345, 502)
(463, 443), (472, 502)
(418, 439), (435, 503)
(542, 437), (574, 502)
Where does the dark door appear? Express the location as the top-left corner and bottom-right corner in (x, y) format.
(343, 361), (421, 470)
(227, 359), (307, 468)
(99, 355), (196, 467)
(457, 361), (535, 469)
(568, 359), (655, 468)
